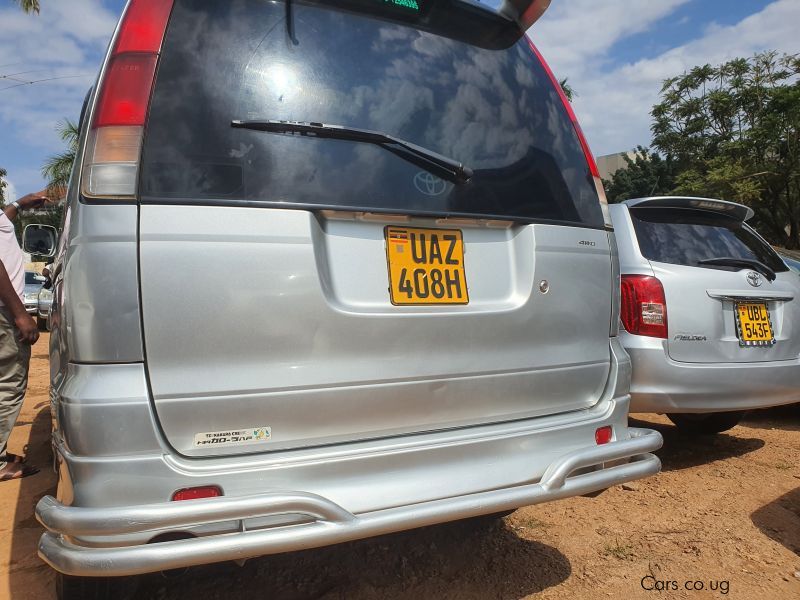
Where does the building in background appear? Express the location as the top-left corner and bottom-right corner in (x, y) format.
(596, 151), (636, 181)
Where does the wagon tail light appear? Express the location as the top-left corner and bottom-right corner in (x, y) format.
(525, 38), (611, 228)
(620, 275), (668, 339)
(81, 0), (174, 199)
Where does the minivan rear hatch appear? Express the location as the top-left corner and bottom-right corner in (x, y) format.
(136, 0), (614, 457)
(628, 199), (800, 364)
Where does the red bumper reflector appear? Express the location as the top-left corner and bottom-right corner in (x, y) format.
(171, 486), (223, 501)
(595, 426), (613, 445)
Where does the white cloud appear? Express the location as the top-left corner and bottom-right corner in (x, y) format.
(3, 0), (798, 193)
(4, 178), (17, 204)
(531, 0), (691, 76)
(0, 0), (117, 191)
(531, 0), (800, 156)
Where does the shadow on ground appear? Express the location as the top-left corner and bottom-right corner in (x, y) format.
(629, 415), (764, 472)
(740, 403), (800, 433)
(130, 517), (570, 600)
(8, 404), (57, 600)
(751, 487), (800, 556)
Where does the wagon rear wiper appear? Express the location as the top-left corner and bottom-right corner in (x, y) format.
(697, 257), (777, 281)
(231, 119), (473, 185)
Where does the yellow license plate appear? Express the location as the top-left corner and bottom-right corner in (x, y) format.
(736, 302), (774, 345)
(385, 226), (468, 305)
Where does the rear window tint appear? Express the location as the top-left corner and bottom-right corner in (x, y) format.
(139, 0), (603, 228)
(630, 208), (788, 273)
(781, 254), (800, 273)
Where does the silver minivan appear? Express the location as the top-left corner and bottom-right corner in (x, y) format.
(25, 0), (661, 597)
(611, 197), (800, 433)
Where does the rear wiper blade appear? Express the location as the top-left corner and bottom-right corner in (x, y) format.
(231, 119), (473, 184)
(697, 257), (776, 281)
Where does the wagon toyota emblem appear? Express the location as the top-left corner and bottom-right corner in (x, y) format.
(414, 172), (447, 196)
(746, 271), (763, 287)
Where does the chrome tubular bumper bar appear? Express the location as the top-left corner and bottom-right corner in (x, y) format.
(37, 428), (662, 577)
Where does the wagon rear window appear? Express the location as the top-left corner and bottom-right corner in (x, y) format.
(631, 208), (788, 273)
(139, 0), (604, 228)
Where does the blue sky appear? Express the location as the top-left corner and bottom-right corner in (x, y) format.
(0, 0), (798, 200)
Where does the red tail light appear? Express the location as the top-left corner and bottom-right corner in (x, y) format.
(172, 486), (222, 502)
(94, 54), (159, 128)
(82, 0), (175, 198)
(525, 37), (611, 227)
(620, 275), (668, 339)
(114, 0), (175, 54)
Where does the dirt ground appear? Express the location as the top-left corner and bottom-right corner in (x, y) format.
(2, 332), (799, 599)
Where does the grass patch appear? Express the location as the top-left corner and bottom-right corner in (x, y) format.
(603, 540), (635, 560)
(516, 516), (549, 530)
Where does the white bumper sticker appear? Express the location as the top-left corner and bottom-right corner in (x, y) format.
(193, 427), (271, 448)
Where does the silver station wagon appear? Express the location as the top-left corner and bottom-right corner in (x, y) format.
(611, 197), (800, 434)
(25, 0), (662, 597)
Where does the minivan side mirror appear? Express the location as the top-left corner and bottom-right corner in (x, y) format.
(22, 224), (58, 259)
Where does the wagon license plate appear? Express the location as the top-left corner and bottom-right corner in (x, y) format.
(735, 302), (774, 345)
(385, 226), (468, 305)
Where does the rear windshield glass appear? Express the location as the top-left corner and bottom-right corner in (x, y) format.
(139, 0), (603, 228)
(781, 254), (800, 273)
(631, 208), (788, 273)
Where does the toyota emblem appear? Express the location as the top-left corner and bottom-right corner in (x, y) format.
(413, 172), (447, 196)
(746, 271), (763, 287)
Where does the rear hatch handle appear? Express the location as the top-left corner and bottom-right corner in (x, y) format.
(706, 289), (794, 302)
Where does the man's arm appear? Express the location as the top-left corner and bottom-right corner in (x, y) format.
(0, 191), (46, 345)
(3, 193), (47, 221)
(0, 260), (39, 344)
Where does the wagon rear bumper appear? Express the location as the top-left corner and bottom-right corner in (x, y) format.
(37, 427), (662, 577)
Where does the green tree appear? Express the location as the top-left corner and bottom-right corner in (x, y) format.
(603, 146), (676, 203)
(41, 118), (79, 194)
(11, 0), (40, 13)
(651, 51), (800, 247)
(0, 167), (7, 205)
(559, 77), (575, 102)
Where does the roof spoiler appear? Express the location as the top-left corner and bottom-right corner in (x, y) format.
(497, 0), (552, 30)
(623, 196), (755, 222)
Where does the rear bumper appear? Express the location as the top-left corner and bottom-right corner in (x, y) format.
(37, 428), (661, 577)
(625, 338), (800, 413)
(42, 339), (655, 576)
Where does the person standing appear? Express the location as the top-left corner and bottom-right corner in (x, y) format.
(0, 192), (46, 481)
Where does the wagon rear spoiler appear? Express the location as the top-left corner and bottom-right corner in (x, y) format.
(498, 0), (552, 30)
(321, 0), (552, 49)
(623, 196), (754, 222)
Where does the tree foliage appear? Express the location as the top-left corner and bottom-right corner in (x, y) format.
(559, 78), (575, 102)
(41, 118), (79, 194)
(603, 146), (676, 203)
(12, 0), (39, 13)
(649, 51), (800, 248)
(0, 167), (7, 205)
